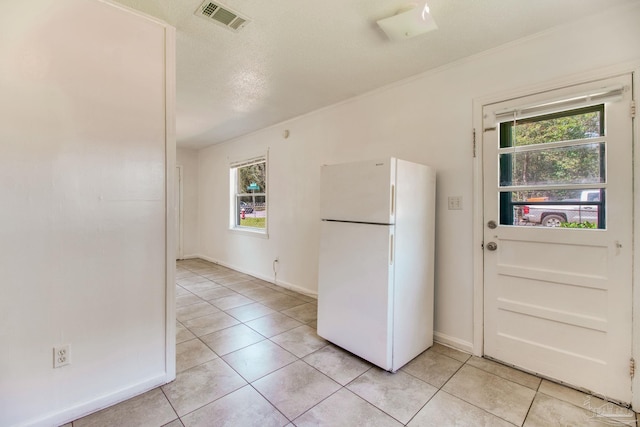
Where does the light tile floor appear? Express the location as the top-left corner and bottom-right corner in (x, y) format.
(67, 258), (639, 427)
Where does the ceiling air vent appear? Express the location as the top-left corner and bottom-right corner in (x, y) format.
(195, 1), (250, 32)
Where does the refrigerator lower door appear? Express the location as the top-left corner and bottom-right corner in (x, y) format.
(317, 220), (395, 370)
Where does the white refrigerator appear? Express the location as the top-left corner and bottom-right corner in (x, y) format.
(317, 157), (436, 372)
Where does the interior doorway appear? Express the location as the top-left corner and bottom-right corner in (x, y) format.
(175, 165), (183, 260)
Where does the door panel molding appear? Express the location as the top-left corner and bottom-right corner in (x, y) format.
(497, 265), (608, 290)
(496, 298), (608, 332)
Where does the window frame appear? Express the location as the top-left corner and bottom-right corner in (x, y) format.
(229, 155), (268, 236)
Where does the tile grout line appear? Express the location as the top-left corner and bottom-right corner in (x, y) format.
(398, 348), (471, 425)
(246, 382), (294, 425)
(436, 359), (533, 426)
(158, 383), (181, 425)
(256, 355), (345, 424)
(175, 381), (248, 424)
(178, 296), (309, 329)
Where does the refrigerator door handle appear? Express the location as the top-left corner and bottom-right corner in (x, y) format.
(389, 233), (394, 265)
(390, 184), (395, 216)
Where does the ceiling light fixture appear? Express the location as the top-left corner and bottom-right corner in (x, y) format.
(377, 2), (438, 41)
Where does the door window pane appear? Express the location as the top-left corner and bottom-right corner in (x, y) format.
(499, 143), (605, 187)
(501, 189), (603, 228)
(505, 106), (603, 147)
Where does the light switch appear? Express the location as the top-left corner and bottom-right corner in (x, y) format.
(448, 196), (462, 210)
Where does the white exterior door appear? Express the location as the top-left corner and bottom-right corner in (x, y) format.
(482, 75), (633, 402)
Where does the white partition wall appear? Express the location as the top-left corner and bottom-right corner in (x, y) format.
(0, 1), (175, 425)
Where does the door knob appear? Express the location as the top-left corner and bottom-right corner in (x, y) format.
(486, 242), (498, 251)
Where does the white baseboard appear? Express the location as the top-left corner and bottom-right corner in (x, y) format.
(21, 373), (171, 427)
(193, 254), (317, 299)
(433, 331), (474, 354)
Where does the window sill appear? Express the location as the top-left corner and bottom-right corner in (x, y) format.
(229, 227), (269, 239)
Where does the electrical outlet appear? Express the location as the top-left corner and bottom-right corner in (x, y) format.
(53, 345), (70, 368)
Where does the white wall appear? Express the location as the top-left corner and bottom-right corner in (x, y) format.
(197, 4), (640, 351)
(177, 148), (199, 257)
(0, 1), (175, 426)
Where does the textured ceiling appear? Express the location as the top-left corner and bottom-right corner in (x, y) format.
(111, 0), (636, 149)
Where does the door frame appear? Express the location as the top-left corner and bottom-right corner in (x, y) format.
(471, 62), (639, 407)
(175, 164), (184, 260)
(164, 24), (177, 384)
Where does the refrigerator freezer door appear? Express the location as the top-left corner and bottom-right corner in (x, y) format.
(317, 220), (395, 370)
(320, 158), (396, 224)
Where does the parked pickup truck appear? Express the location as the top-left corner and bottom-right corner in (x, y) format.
(521, 190), (600, 227)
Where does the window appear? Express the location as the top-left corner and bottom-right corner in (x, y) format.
(499, 105), (606, 229)
(230, 156), (267, 232)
